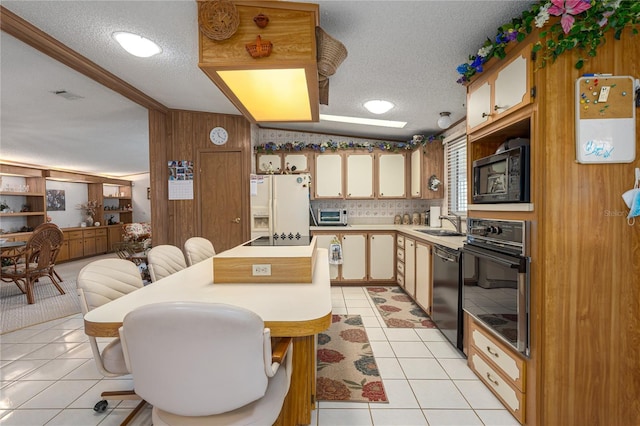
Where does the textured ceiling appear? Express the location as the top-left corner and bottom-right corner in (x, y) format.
(0, 0), (534, 177)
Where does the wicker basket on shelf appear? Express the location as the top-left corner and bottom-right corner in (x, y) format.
(246, 35), (273, 58)
(316, 26), (348, 77)
(199, 0), (239, 41)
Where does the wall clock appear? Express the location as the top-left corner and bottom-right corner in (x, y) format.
(209, 127), (228, 145)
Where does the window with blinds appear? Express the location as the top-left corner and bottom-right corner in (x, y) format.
(445, 135), (467, 214)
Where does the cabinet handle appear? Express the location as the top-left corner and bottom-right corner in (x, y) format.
(481, 112), (491, 118)
(486, 372), (499, 386)
(494, 104), (507, 111)
(486, 346), (499, 358)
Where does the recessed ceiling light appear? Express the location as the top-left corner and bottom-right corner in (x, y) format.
(320, 114), (406, 128)
(113, 32), (162, 58)
(363, 100), (394, 114)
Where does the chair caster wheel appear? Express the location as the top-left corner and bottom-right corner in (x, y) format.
(94, 400), (108, 413)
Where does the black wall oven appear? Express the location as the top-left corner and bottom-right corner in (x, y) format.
(462, 218), (530, 357)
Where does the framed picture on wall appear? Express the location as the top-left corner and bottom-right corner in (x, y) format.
(46, 190), (66, 211)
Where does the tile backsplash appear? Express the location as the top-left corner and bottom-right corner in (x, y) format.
(311, 199), (443, 224)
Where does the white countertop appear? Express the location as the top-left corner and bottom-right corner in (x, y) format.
(311, 224), (466, 250)
(84, 248), (332, 336)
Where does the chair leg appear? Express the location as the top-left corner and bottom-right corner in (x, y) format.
(53, 268), (63, 282)
(120, 399), (147, 426)
(48, 274), (66, 296)
(25, 278), (35, 304)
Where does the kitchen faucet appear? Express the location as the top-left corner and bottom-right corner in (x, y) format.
(439, 213), (463, 233)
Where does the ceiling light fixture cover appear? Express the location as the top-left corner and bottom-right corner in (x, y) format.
(364, 100), (394, 114)
(113, 32), (162, 58)
(320, 114), (406, 128)
(437, 111), (452, 129)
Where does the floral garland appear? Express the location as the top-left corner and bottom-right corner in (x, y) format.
(254, 134), (444, 154)
(456, 0), (640, 84)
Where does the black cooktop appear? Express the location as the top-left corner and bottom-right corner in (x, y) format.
(243, 236), (313, 247)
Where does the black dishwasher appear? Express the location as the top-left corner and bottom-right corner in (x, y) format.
(431, 245), (463, 350)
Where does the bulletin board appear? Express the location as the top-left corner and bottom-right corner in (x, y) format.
(575, 75), (636, 163)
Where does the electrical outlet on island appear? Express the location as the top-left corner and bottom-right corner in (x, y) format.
(252, 264), (272, 276)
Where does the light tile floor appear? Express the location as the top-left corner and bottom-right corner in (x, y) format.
(0, 286), (519, 426)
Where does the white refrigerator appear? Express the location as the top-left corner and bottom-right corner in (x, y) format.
(250, 174), (311, 240)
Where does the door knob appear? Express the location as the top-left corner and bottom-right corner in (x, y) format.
(232, 217), (241, 223)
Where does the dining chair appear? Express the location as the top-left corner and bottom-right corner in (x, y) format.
(77, 258), (147, 424)
(0, 223), (65, 304)
(183, 236), (216, 266)
(146, 245), (187, 282)
(119, 302), (293, 426)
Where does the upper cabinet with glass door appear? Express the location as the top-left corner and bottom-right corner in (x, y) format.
(466, 42), (534, 133)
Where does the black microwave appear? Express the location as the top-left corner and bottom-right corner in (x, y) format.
(472, 145), (530, 203)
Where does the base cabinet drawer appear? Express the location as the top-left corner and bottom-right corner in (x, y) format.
(469, 347), (524, 423)
(397, 273), (404, 287)
(470, 324), (525, 390)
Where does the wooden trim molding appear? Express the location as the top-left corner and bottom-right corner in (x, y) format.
(0, 6), (168, 113)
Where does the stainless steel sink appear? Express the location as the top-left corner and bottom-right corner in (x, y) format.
(415, 229), (464, 237)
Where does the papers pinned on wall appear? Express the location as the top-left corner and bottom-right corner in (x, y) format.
(168, 160), (194, 200)
(575, 75), (636, 163)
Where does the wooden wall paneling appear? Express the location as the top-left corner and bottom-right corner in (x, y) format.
(162, 110), (251, 251)
(149, 108), (169, 246)
(535, 31), (640, 426)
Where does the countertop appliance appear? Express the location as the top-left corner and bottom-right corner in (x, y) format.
(317, 208), (348, 226)
(463, 218), (530, 356)
(431, 244), (463, 350)
(250, 174), (311, 240)
(472, 144), (530, 204)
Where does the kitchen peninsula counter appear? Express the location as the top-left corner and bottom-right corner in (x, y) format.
(84, 247), (332, 426)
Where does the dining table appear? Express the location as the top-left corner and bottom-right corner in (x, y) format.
(83, 247), (332, 426)
(0, 240), (27, 252)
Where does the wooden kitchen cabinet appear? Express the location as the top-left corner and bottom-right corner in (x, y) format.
(341, 233), (367, 281)
(255, 153), (283, 174)
(410, 148), (422, 198)
(95, 228), (108, 254)
(468, 318), (526, 423)
(396, 234), (406, 289)
(466, 42), (533, 134)
(403, 237), (416, 297)
(313, 232), (340, 280)
(410, 142), (445, 200)
(82, 229), (97, 257)
(377, 152), (406, 198)
(368, 232), (395, 281)
(312, 231), (367, 282)
(345, 152), (374, 199)
(314, 153), (344, 198)
(283, 152), (311, 173)
(415, 241), (432, 315)
(255, 152), (311, 174)
(67, 230), (84, 259)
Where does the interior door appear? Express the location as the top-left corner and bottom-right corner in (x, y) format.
(199, 150), (245, 252)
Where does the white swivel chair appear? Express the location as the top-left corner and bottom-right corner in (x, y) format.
(77, 259), (146, 423)
(183, 236), (216, 266)
(146, 244), (187, 282)
(120, 302), (293, 426)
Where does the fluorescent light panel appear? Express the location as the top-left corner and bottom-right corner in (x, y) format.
(217, 69), (312, 122)
(320, 114), (407, 128)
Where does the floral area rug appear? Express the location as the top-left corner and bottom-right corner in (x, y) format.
(316, 314), (388, 402)
(366, 286), (436, 328)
